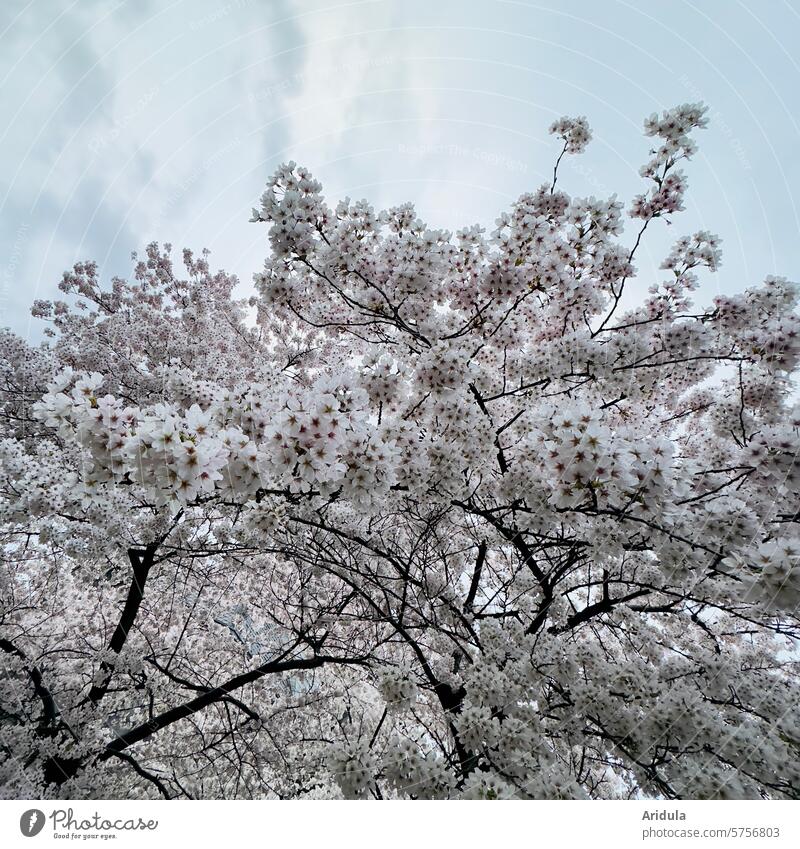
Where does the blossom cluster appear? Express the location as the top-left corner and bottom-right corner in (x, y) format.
(548, 115), (592, 154)
(729, 538), (800, 611)
(631, 102), (708, 219)
(378, 668), (419, 711)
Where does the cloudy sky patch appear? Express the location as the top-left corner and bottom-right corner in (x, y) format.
(2, 0), (798, 340)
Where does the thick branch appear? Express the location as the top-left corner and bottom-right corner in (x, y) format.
(83, 545), (157, 706)
(464, 541), (487, 612)
(0, 637), (58, 726)
(102, 653), (368, 756)
(552, 588), (651, 633)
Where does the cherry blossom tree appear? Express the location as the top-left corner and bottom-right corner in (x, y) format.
(2, 104), (799, 800)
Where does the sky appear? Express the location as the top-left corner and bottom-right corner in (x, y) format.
(1, 0), (798, 342)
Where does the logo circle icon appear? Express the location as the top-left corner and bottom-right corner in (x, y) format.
(20, 809), (45, 837)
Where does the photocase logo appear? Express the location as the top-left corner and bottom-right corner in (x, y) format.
(19, 809), (45, 837)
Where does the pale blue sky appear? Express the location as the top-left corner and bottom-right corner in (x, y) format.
(1, 0), (798, 341)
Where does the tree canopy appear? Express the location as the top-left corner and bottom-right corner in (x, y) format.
(1, 105), (799, 800)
